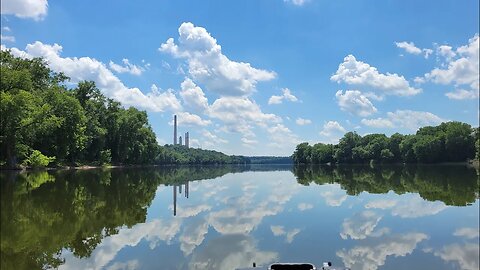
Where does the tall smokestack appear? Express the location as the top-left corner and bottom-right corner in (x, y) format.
(185, 132), (189, 148)
(173, 115), (177, 145)
(179, 136), (183, 145)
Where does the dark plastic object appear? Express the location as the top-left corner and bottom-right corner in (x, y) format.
(270, 263), (315, 270)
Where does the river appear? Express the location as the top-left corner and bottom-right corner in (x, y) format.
(1, 165), (479, 270)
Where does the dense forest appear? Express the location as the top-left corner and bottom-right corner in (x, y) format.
(0, 51), (248, 169)
(292, 122), (479, 164)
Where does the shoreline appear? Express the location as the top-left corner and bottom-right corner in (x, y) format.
(1, 160), (478, 172)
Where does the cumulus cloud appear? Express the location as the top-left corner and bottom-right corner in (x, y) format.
(361, 110), (445, 131)
(180, 78), (209, 113)
(297, 203), (313, 211)
(0, 0), (48, 20)
(320, 186), (348, 207)
(160, 22), (276, 96)
(189, 234), (277, 270)
(268, 88), (299, 105)
(395, 41), (433, 59)
(395, 41), (422, 55)
(270, 226), (301, 243)
(1, 34), (15, 43)
(109, 58), (145, 76)
(335, 90), (378, 117)
(421, 34), (479, 100)
(267, 123), (301, 150)
(170, 111), (211, 127)
(364, 194), (448, 218)
(59, 219), (182, 270)
(337, 232), (428, 270)
(319, 121), (346, 137)
(453, 227), (480, 239)
(209, 96), (281, 138)
(431, 243), (479, 270)
(202, 130), (228, 144)
(2, 42), (183, 113)
(331, 55), (421, 96)
(340, 211), (382, 240)
(295, 118), (312, 126)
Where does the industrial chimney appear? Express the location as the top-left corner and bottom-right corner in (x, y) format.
(185, 132), (189, 148)
(173, 115), (177, 145)
(179, 136), (183, 146)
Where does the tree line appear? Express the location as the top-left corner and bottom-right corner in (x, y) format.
(292, 122), (479, 164)
(0, 51), (248, 169)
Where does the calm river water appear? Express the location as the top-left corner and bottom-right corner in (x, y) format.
(1, 165), (479, 270)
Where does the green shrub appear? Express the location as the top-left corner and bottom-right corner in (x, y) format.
(24, 150), (56, 168)
(99, 150), (112, 165)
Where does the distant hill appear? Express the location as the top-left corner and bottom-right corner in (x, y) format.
(246, 156), (293, 164)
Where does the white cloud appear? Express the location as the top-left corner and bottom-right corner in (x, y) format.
(360, 118), (395, 129)
(270, 225), (301, 243)
(337, 232), (428, 270)
(297, 203), (313, 211)
(437, 45), (456, 61)
(361, 110), (445, 131)
(106, 260), (140, 270)
(284, 0), (308, 6)
(445, 88), (479, 100)
(160, 22), (276, 96)
(2, 27), (11, 32)
(109, 58), (145, 76)
(295, 118), (312, 126)
(268, 88), (299, 105)
(320, 186), (348, 207)
(340, 211), (382, 240)
(180, 78), (209, 113)
(432, 243), (479, 270)
(241, 137), (258, 148)
(331, 54), (421, 96)
(319, 121), (346, 137)
(454, 227), (479, 239)
(3, 42), (183, 113)
(395, 41), (422, 55)
(170, 111), (211, 127)
(209, 96), (281, 138)
(189, 234), (277, 270)
(267, 123), (301, 151)
(395, 41), (432, 58)
(364, 194), (448, 218)
(202, 130), (228, 144)
(335, 90), (378, 117)
(0, 0), (48, 20)
(59, 219), (182, 270)
(422, 34), (479, 100)
(0, 34), (15, 43)
(179, 218), (209, 256)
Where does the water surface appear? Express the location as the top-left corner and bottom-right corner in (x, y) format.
(1, 165), (479, 270)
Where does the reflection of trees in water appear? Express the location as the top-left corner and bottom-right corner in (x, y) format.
(293, 165), (479, 206)
(0, 165), (271, 270)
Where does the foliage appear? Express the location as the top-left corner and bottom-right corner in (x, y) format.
(293, 121), (478, 164)
(22, 150), (56, 168)
(0, 51), (247, 168)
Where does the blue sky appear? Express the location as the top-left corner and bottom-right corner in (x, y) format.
(1, 0), (479, 155)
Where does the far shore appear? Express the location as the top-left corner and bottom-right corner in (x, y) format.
(1, 160), (478, 172)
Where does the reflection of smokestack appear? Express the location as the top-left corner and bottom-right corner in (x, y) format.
(173, 115), (177, 145)
(179, 136), (183, 146)
(173, 185), (177, 216)
(186, 182), (189, 198)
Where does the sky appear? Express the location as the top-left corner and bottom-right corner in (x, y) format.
(1, 0), (479, 156)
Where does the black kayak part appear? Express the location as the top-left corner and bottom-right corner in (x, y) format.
(270, 263), (315, 270)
